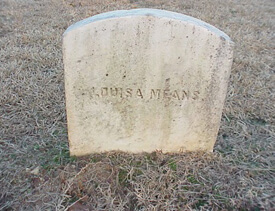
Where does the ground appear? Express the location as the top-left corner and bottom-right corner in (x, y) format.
(0, 0), (274, 210)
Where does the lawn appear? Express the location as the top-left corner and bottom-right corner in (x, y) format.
(0, 0), (274, 210)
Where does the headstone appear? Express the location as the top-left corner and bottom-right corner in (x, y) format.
(63, 9), (233, 156)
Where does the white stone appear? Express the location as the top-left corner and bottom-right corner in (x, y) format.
(63, 9), (234, 156)
(30, 166), (40, 175)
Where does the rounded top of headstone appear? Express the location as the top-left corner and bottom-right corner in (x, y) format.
(64, 8), (232, 42)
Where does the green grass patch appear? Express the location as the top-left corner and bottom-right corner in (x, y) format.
(41, 142), (76, 170)
(168, 160), (177, 171)
(118, 168), (129, 186)
(187, 175), (200, 184)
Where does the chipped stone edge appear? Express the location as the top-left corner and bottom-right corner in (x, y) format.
(63, 8), (232, 42)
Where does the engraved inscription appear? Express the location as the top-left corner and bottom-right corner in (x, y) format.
(84, 87), (200, 101)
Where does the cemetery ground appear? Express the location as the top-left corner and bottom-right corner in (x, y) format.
(0, 0), (274, 210)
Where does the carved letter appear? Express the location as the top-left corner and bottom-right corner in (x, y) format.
(171, 90), (180, 100)
(136, 89), (143, 98)
(150, 89), (161, 99)
(163, 89), (170, 99)
(182, 90), (189, 100)
(119, 88), (123, 98)
(101, 87), (108, 97)
(126, 88), (133, 97)
(110, 88), (118, 96)
(192, 91), (200, 100)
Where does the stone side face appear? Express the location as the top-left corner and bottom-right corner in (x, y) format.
(63, 9), (233, 156)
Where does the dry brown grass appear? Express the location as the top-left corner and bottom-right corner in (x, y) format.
(0, 0), (274, 210)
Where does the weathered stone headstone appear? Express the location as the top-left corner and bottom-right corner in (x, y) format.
(63, 9), (233, 156)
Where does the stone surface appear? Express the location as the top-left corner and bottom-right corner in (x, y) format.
(63, 9), (233, 156)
